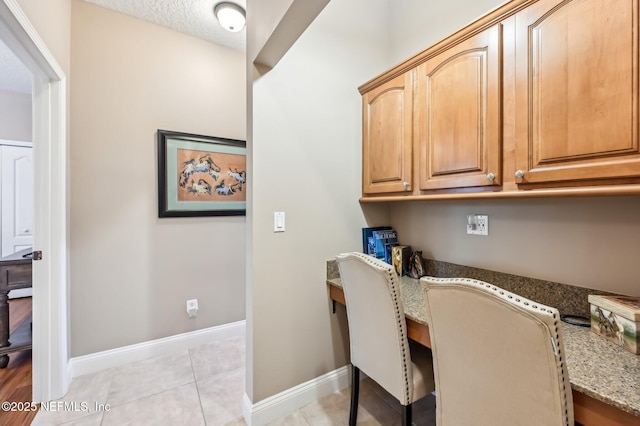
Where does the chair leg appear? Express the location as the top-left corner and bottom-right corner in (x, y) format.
(349, 365), (360, 426)
(402, 403), (412, 426)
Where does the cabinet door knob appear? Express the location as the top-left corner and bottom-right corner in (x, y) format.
(403, 181), (410, 189)
(486, 173), (495, 181)
(23, 229), (30, 233)
(515, 170), (525, 179)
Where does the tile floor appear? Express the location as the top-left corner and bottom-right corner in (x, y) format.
(32, 336), (436, 425)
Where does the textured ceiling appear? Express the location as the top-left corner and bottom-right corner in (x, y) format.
(84, 0), (247, 52)
(1, 0), (244, 94)
(0, 40), (32, 94)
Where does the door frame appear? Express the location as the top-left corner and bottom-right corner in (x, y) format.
(0, 0), (69, 402)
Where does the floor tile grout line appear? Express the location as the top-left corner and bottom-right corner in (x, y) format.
(50, 338), (253, 426)
(188, 346), (210, 425)
(36, 340), (246, 426)
(102, 378), (199, 417)
(296, 405), (315, 426)
(98, 368), (116, 426)
(194, 365), (246, 386)
(43, 369), (115, 426)
(103, 350), (196, 408)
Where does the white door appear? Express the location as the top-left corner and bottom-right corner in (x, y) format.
(1, 144), (33, 298)
(1, 144), (33, 256)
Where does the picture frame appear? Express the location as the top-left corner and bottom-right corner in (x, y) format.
(157, 129), (247, 217)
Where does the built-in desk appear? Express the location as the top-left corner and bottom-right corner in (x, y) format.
(0, 248), (33, 368)
(327, 276), (640, 426)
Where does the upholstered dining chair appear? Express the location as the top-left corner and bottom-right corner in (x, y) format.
(420, 277), (573, 426)
(336, 252), (435, 426)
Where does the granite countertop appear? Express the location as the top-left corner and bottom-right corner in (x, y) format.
(328, 276), (428, 325)
(326, 275), (640, 418)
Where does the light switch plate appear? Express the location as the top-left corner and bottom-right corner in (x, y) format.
(274, 211), (285, 232)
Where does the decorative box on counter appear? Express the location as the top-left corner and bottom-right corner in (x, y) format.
(588, 295), (640, 355)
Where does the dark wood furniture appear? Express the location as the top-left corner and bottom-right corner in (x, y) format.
(0, 248), (32, 368)
(0, 297), (38, 425)
(329, 283), (640, 426)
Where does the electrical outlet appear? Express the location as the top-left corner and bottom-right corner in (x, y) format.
(186, 299), (198, 318)
(466, 214), (489, 236)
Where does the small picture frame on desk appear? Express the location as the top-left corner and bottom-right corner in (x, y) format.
(392, 245), (411, 276)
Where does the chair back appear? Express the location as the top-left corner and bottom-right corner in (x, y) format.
(421, 277), (573, 426)
(336, 252), (413, 405)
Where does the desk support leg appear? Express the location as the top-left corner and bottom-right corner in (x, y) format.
(0, 291), (9, 368)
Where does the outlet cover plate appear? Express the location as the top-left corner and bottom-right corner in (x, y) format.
(467, 214), (488, 236)
(186, 299), (198, 317)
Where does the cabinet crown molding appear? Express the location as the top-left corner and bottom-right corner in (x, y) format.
(358, 0), (537, 95)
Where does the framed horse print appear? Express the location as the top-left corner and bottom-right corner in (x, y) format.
(157, 129), (247, 217)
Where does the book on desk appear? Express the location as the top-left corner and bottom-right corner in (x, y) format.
(362, 227), (403, 265)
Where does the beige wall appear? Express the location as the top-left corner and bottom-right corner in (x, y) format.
(249, 0), (390, 403)
(390, 197), (640, 296)
(16, 0), (71, 75)
(0, 90), (31, 141)
(70, 1), (246, 356)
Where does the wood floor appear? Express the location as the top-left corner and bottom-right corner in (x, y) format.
(0, 297), (37, 426)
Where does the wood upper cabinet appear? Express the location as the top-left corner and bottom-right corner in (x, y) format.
(514, 0), (640, 187)
(359, 0), (640, 200)
(362, 72), (413, 195)
(416, 24), (502, 191)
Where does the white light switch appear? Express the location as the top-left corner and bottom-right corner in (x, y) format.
(274, 211), (285, 232)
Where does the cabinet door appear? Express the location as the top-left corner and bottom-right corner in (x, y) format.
(362, 72), (413, 195)
(416, 25), (502, 191)
(514, 0), (640, 186)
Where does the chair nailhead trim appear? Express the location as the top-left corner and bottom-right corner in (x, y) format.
(422, 276), (572, 426)
(351, 252), (412, 405)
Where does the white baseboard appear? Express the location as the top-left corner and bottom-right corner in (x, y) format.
(242, 365), (351, 426)
(69, 320), (245, 378)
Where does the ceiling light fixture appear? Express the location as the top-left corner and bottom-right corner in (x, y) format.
(214, 2), (246, 33)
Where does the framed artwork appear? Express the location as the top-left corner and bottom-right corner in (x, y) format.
(157, 129), (247, 217)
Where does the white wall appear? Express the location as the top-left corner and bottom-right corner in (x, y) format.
(70, 0), (246, 356)
(249, 0), (390, 403)
(387, 0), (505, 65)
(246, 0), (292, 64)
(0, 90), (31, 141)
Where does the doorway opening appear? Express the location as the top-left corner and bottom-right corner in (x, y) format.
(0, 0), (69, 402)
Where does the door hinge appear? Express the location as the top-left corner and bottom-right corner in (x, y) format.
(22, 251), (42, 260)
